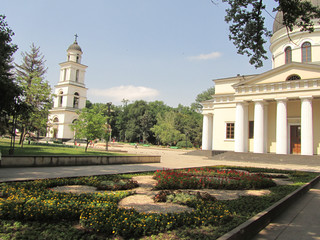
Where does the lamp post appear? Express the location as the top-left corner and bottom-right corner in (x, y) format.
(105, 102), (112, 151)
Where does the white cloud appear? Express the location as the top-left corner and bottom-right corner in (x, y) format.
(187, 51), (222, 61)
(88, 85), (160, 104)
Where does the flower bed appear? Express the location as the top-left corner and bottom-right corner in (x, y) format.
(0, 174), (232, 239)
(0, 168), (317, 239)
(154, 168), (276, 190)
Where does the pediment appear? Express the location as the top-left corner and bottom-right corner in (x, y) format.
(233, 62), (320, 87)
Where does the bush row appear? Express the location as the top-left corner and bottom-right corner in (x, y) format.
(154, 168), (276, 190)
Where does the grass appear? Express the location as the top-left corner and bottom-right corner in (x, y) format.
(0, 167), (318, 240)
(0, 138), (120, 156)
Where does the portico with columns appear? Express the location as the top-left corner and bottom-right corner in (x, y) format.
(201, 4), (320, 156)
(202, 70), (320, 156)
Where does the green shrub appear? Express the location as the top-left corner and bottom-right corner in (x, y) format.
(96, 179), (138, 191)
(167, 192), (197, 205)
(176, 141), (193, 148)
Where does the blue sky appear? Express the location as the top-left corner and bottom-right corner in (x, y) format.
(2, 0), (278, 107)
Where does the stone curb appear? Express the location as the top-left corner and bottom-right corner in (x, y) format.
(0, 155), (161, 168)
(217, 175), (320, 240)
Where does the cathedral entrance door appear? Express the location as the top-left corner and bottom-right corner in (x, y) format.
(290, 125), (301, 154)
(53, 128), (58, 139)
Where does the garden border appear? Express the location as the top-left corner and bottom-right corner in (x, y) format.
(217, 175), (320, 240)
(0, 155), (161, 167)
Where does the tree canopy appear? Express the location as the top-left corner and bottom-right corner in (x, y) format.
(15, 43), (47, 81)
(0, 15), (21, 134)
(85, 100), (203, 148)
(151, 111), (183, 146)
(218, 0), (320, 68)
(15, 44), (53, 145)
(71, 107), (107, 152)
(191, 87), (215, 112)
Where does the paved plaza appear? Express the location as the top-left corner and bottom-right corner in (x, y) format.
(1, 145), (320, 182)
(0, 145), (320, 239)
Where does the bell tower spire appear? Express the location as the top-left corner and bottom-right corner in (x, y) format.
(47, 36), (88, 141)
(74, 33), (78, 43)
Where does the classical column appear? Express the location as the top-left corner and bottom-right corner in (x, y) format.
(211, 116), (215, 150)
(300, 97), (313, 155)
(235, 101), (248, 152)
(276, 98), (288, 154)
(202, 114), (209, 150)
(202, 114), (213, 150)
(264, 104), (268, 153)
(208, 115), (213, 150)
(254, 100), (266, 153)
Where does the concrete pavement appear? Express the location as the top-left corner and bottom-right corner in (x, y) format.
(2, 145), (320, 182)
(0, 147), (215, 182)
(253, 181), (320, 240)
(1, 145), (320, 239)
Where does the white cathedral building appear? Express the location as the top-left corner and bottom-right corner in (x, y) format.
(202, 1), (320, 156)
(47, 38), (87, 141)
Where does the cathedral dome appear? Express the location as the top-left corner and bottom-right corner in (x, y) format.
(273, 0), (320, 34)
(273, 11), (284, 34)
(67, 41), (82, 52)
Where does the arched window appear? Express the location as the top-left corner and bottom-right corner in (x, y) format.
(302, 42), (311, 62)
(58, 91), (63, 107)
(73, 92), (79, 108)
(53, 117), (59, 123)
(285, 46), (292, 64)
(286, 74), (301, 81)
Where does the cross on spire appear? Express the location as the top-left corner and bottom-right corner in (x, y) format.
(74, 34), (78, 43)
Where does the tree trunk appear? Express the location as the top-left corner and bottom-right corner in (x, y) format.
(19, 127), (24, 145)
(85, 141), (89, 152)
(20, 131), (26, 148)
(37, 129), (40, 142)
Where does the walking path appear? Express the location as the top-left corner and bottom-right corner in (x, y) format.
(253, 181), (320, 240)
(1, 144), (320, 239)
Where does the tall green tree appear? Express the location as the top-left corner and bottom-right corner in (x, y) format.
(151, 111), (183, 146)
(175, 105), (203, 148)
(124, 100), (151, 143)
(17, 73), (53, 139)
(71, 107), (107, 152)
(191, 86), (215, 112)
(15, 44), (53, 145)
(0, 15), (21, 135)
(218, 0), (320, 67)
(15, 43), (47, 80)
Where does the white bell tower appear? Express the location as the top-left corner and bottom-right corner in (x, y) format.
(47, 35), (88, 141)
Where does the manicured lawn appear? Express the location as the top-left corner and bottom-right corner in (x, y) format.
(0, 139), (119, 156)
(0, 167), (318, 240)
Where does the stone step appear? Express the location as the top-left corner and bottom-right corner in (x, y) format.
(209, 151), (320, 166)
